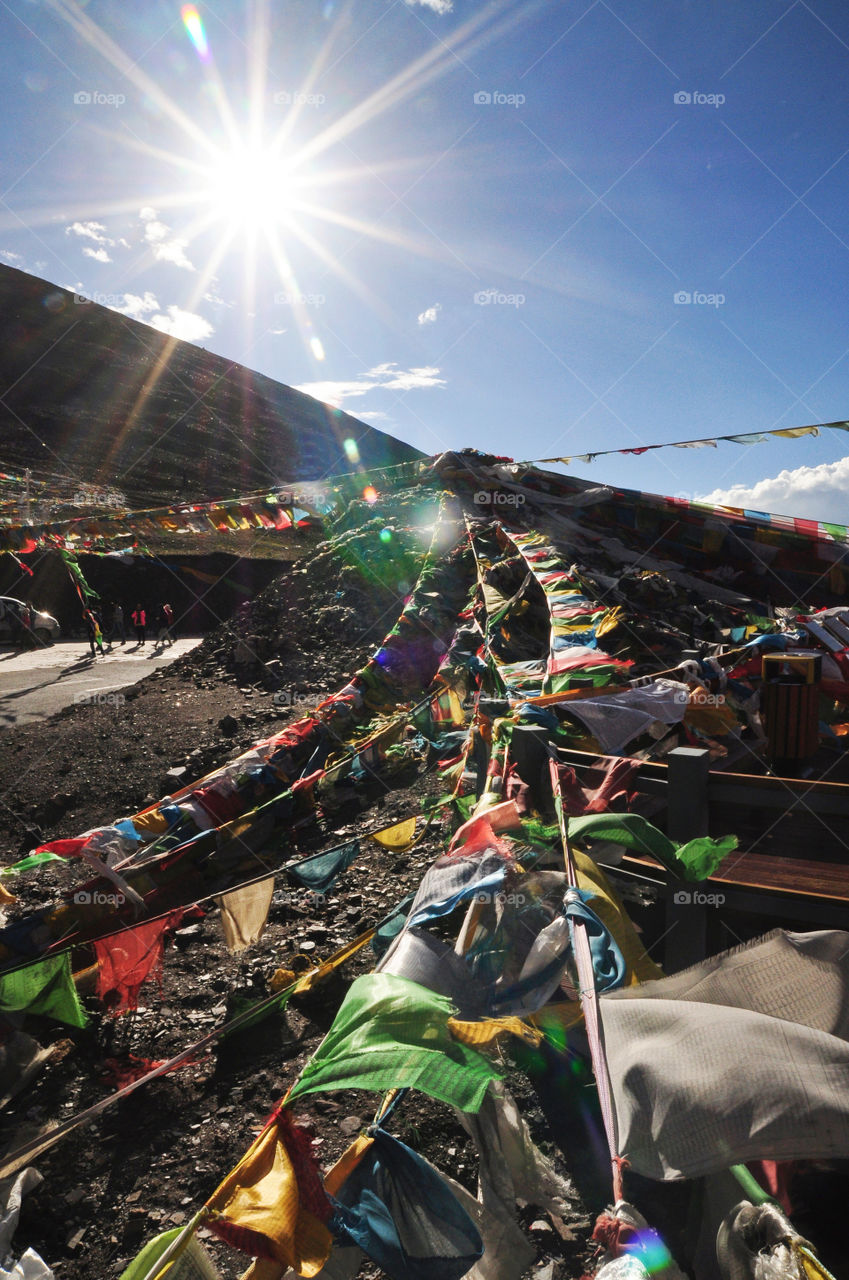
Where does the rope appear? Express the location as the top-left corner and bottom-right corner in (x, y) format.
(548, 754), (624, 1202)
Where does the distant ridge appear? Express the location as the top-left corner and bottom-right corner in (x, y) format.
(0, 265), (422, 507)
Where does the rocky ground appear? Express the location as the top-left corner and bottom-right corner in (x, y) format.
(0, 512), (597, 1280)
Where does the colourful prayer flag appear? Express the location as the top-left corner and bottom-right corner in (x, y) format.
(288, 973), (502, 1112)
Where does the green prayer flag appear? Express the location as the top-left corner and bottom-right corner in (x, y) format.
(288, 973), (501, 1113)
(119, 1224), (221, 1279)
(0, 851), (63, 876)
(372, 892), (416, 959)
(567, 812), (736, 883)
(0, 954), (88, 1028)
(285, 837), (360, 894)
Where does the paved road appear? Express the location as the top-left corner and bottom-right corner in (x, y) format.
(0, 638), (202, 726)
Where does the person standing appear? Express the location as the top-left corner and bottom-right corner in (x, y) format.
(131, 604), (146, 645)
(84, 608), (104, 657)
(162, 602), (174, 646)
(113, 602), (126, 645)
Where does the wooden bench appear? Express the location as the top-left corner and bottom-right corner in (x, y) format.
(556, 745), (849, 969)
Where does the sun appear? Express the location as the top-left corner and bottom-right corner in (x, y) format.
(202, 143), (300, 232)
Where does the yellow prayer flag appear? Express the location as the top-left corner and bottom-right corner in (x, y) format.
(448, 1016), (542, 1050)
(369, 817), (417, 850)
(323, 1134), (374, 1196)
(206, 1114), (332, 1276)
(131, 809), (170, 836)
(595, 607), (623, 638)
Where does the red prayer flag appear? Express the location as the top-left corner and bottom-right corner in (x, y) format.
(94, 911), (184, 1014)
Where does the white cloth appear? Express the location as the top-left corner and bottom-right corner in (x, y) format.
(600, 929), (849, 1179)
(214, 876), (274, 953)
(0, 1170), (52, 1280)
(456, 1082), (577, 1239)
(564, 680), (689, 754)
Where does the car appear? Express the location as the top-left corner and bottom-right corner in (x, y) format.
(0, 597), (60, 646)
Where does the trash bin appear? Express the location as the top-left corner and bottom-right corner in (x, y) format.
(761, 651), (822, 765)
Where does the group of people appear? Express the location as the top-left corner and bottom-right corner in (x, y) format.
(83, 602), (176, 657)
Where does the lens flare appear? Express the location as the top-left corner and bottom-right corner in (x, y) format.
(309, 335), (325, 360)
(343, 438), (360, 463)
(363, 486), (378, 504)
(181, 5), (209, 61)
(379, 527), (392, 542)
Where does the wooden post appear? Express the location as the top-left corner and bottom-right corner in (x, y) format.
(667, 746), (710, 840)
(665, 746), (711, 971)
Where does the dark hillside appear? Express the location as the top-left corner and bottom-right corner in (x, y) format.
(0, 265), (422, 508)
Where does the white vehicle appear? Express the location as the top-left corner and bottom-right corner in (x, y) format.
(0, 596), (60, 645)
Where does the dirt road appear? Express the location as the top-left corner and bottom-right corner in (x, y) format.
(0, 638), (202, 725)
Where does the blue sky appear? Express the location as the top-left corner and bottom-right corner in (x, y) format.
(3, 0), (849, 520)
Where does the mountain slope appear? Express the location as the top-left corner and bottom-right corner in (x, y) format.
(0, 265), (422, 507)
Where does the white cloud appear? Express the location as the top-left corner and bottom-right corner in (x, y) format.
(82, 246), (112, 263)
(203, 280), (232, 307)
(139, 207), (195, 272)
(417, 302), (441, 325)
(66, 220), (112, 244)
(114, 292), (159, 322)
(109, 291), (213, 343)
(700, 454), (849, 523)
(0, 249), (23, 264)
(150, 305), (213, 342)
(296, 362), (445, 407)
(355, 408), (391, 422)
(406, 0), (453, 13)
(269, 327), (288, 335)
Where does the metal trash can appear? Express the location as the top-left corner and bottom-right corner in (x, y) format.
(761, 650), (822, 764)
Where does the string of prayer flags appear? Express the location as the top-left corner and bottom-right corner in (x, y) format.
(0, 954), (87, 1029)
(206, 1109), (333, 1275)
(533, 417), (849, 468)
(287, 973), (503, 1113)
